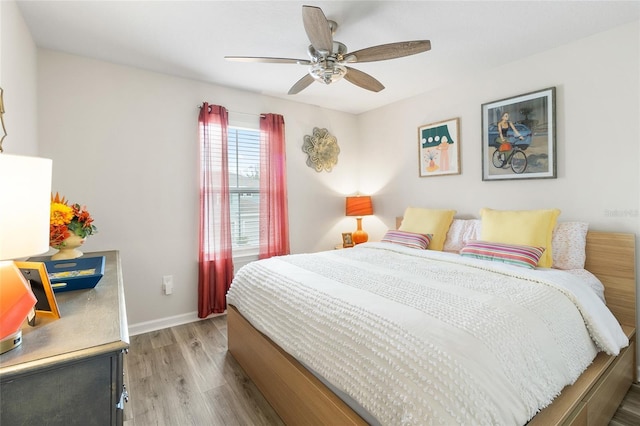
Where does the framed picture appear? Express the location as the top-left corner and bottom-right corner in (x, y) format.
(418, 117), (461, 177)
(481, 87), (556, 181)
(15, 261), (61, 319)
(341, 232), (354, 248)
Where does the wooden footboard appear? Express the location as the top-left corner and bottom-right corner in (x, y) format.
(228, 230), (636, 425)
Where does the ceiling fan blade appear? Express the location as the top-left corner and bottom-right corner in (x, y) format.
(344, 67), (385, 92)
(225, 56), (311, 65)
(302, 5), (333, 53)
(345, 40), (431, 63)
(288, 74), (315, 95)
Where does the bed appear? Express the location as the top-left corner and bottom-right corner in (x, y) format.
(227, 212), (636, 425)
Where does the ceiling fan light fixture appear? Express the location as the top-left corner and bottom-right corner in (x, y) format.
(309, 61), (346, 85)
(227, 5), (431, 94)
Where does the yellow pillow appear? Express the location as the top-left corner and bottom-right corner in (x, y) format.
(399, 207), (456, 251)
(479, 208), (561, 268)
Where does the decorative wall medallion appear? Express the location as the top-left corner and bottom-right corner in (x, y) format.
(302, 127), (340, 172)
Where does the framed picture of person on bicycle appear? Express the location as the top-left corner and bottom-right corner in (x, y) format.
(481, 87), (556, 181)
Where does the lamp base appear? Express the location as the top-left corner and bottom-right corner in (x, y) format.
(352, 229), (369, 244)
(352, 217), (369, 244)
(0, 330), (23, 355)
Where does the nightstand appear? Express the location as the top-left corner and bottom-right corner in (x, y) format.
(0, 250), (129, 425)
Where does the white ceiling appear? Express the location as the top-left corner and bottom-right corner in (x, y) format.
(16, 1), (640, 115)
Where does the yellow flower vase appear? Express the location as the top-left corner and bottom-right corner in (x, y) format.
(51, 233), (86, 260)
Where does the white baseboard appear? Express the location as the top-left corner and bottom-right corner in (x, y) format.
(128, 311), (225, 336)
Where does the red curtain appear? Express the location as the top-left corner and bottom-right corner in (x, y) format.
(259, 114), (290, 259)
(197, 103), (234, 317)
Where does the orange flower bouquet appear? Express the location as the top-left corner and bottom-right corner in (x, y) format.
(49, 193), (97, 249)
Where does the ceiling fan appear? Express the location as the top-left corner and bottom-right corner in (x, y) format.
(225, 5), (431, 95)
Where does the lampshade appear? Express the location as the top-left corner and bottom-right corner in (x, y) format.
(0, 154), (52, 354)
(0, 154), (53, 260)
(345, 195), (373, 217)
(345, 195), (373, 245)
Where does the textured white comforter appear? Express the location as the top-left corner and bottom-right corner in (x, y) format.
(226, 242), (628, 425)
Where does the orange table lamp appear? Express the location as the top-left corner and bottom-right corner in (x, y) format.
(345, 195), (373, 244)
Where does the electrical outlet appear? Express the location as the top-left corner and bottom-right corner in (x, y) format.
(162, 275), (173, 295)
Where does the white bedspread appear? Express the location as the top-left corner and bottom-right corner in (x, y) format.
(226, 242), (628, 425)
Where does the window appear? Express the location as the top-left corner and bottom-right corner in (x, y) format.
(228, 126), (260, 257)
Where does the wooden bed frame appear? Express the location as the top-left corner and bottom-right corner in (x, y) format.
(228, 230), (636, 425)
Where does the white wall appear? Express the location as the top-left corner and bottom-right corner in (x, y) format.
(0, 0), (38, 155)
(358, 21), (640, 242)
(36, 50), (360, 329)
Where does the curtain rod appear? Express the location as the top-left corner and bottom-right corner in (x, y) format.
(198, 105), (265, 118)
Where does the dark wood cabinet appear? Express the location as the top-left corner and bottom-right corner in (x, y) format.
(0, 251), (129, 426)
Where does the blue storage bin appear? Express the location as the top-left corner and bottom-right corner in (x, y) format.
(44, 256), (106, 293)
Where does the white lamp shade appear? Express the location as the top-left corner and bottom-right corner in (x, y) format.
(0, 154), (53, 260)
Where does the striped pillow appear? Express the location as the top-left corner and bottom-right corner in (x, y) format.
(381, 230), (433, 250)
(459, 240), (546, 269)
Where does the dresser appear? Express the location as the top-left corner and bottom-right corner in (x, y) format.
(0, 250), (129, 426)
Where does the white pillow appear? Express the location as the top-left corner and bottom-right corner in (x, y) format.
(443, 219), (481, 253)
(552, 222), (588, 270)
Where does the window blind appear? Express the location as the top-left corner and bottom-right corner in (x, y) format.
(228, 126), (260, 255)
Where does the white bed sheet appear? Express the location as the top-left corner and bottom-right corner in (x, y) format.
(227, 242), (628, 425)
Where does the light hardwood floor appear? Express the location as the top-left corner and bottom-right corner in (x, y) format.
(611, 383), (640, 425)
(123, 315), (640, 426)
(123, 315), (283, 426)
